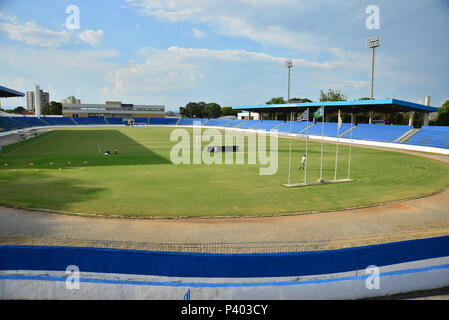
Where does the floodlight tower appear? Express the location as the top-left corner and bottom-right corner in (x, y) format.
(366, 36), (379, 100)
(285, 59), (293, 104)
(285, 59), (293, 185)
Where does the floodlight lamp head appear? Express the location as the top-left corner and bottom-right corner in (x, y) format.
(366, 36), (380, 48)
(285, 59), (293, 68)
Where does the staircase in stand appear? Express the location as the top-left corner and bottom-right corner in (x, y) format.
(233, 119), (248, 128)
(38, 118), (49, 126)
(395, 128), (420, 143)
(339, 125), (357, 138)
(298, 123), (316, 134)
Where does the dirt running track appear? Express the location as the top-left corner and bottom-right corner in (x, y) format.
(0, 135), (449, 253)
(1, 184), (449, 253)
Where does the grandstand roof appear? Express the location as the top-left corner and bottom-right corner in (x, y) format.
(0, 85), (25, 98)
(233, 99), (438, 114)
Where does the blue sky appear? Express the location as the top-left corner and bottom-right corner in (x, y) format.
(0, 0), (448, 112)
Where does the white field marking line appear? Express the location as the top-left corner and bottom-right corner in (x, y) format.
(0, 130), (56, 157)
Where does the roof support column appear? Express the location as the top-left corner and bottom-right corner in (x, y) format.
(369, 111), (373, 124)
(34, 85), (41, 117)
(423, 112), (430, 126)
(408, 111), (415, 127)
(423, 96), (431, 126)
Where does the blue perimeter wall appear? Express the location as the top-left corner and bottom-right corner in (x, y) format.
(1, 236), (449, 278)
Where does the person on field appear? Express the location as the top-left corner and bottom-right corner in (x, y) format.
(299, 155), (306, 170)
(114, 147), (118, 154)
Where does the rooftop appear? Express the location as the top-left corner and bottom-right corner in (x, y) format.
(0, 85), (25, 98)
(233, 99), (438, 114)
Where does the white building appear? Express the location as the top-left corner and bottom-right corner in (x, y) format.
(26, 85), (49, 115)
(60, 96), (81, 104)
(62, 101), (165, 121)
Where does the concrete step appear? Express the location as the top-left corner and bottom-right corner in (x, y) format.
(339, 124), (357, 138)
(298, 123), (316, 134)
(395, 128), (420, 143)
(233, 119), (248, 128)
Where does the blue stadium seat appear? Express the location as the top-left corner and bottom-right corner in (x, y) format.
(0, 117), (25, 131)
(75, 117), (107, 125)
(149, 118), (179, 125)
(402, 126), (449, 149)
(41, 117), (76, 126)
(203, 119), (235, 127)
(307, 122), (354, 138)
(251, 120), (285, 131)
(178, 118), (208, 126)
(348, 124), (412, 142)
(225, 119), (246, 127)
(236, 120), (261, 129)
(10, 117), (47, 127)
(276, 121), (310, 133)
(133, 117), (148, 125)
(106, 117), (124, 125)
(4, 117), (28, 128)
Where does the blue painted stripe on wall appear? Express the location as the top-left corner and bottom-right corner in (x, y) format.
(1, 263), (449, 288)
(1, 236), (449, 278)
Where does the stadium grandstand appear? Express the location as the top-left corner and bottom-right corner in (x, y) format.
(0, 85), (25, 131)
(1, 98), (449, 150)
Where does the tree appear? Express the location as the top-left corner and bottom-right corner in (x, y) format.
(204, 103), (222, 118)
(319, 89), (346, 102)
(41, 101), (62, 115)
(221, 106), (238, 116)
(266, 97), (285, 104)
(436, 100), (449, 125)
(179, 107), (187, 117)
(390, 112), (405, 125)
(13, 106), (26, 114)
(290, 98), (312, 103)
(318, 90), (347, 122)
(180, 102), (206, 118)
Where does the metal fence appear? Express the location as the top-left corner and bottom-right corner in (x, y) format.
(1, 227), (448, 253)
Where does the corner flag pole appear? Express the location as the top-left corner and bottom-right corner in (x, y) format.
(288, 111), (293, 185)
(319, 106), (325, 182)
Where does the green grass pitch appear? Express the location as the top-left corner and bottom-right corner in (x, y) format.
(0, 126), (448, 217)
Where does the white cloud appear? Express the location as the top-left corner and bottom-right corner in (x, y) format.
(102, 45), (344, 98)
(0, 20), (71, 47)
(0, 13), (104, 49)
(79, 29), (104, 47)
(0, 11), (18, 24)
(126, 0), (326, 52)
(192, 28), (207, 39)
(0, 44), (120, 103)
